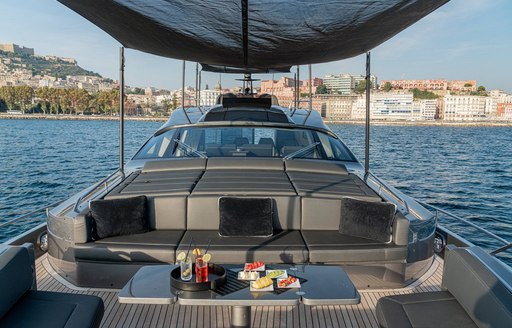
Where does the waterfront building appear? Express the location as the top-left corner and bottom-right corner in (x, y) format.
(260, 76), (322, 108)
(352, 92), (415, 120)
(414, 99), (437, 120)
(323, 74), (377, 95)
(200, 88), (222, 106)
(324, 95), (357, 120)
(442, 95), (487, 121)
(497, 103), (512, 120)
(381, 79), (476, 93)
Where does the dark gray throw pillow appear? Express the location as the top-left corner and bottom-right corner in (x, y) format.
(219, 197), (273, 237)
(89, 196), (149, 240)
(339, 198), (396, 243)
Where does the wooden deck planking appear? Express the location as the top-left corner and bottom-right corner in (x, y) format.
(35, 256), (444, 327)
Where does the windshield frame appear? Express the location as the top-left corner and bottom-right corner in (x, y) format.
(133, 123), (357, 162)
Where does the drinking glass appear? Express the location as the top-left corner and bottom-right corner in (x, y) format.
(180, 256), (192, 281)
(195, 255), (208, 283)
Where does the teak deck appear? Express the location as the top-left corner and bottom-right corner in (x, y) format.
(36, 255), (443, 327)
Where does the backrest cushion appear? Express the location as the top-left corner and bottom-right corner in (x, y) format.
(285, 159), (348, 175)
(443, 247), (512, 327)
(219, 197), (273, 237)
(90, 195), (149, 240)
(0, 246), (33, 318)
(339, 198), (396, 243)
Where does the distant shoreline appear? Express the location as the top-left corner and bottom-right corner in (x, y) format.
(1, 113), (511, 127)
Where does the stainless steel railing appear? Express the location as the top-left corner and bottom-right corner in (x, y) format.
(364, 172), (410, 215)
(418, 201), (511, 256)
(73, 170), (121, 213)
(0, 200), (62, 230)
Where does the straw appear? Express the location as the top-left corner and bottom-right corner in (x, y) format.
(204, 239), (212, 254)
(185, 237), (193, 259)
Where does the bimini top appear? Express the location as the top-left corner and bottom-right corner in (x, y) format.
(57, 0), (448, 72)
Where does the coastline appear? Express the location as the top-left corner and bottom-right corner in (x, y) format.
(1, 113), (511, 127)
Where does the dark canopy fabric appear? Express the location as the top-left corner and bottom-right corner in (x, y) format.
(58, 0), (449, 71)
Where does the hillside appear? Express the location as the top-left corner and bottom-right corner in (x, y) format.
(0, 50), (101, 78)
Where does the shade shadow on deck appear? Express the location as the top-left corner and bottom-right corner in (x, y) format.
(36, 256), (443, 328)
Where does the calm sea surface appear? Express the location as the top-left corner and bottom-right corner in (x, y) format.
(1, 119), (511, 263)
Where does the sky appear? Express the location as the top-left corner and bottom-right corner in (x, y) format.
(1, 0), (511, 92)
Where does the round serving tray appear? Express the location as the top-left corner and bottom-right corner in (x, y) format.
(170, 263), (226, 291)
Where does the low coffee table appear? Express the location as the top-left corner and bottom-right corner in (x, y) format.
(119, 264), (359, 328)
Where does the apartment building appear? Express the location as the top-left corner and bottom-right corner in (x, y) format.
(323, 74), (377, 95)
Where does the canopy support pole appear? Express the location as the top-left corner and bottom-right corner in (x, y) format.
(119, 47), (125, 176)
(195, 62), (199, 107)
(296, 66), (300, 109)
(365, 51), (371, 175)
(198, 68), (203, 113)
(182, 60), (191, 123)
(308, 64), (313, 111)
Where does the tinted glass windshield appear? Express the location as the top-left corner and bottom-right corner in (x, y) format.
(134, 126), (356, 161)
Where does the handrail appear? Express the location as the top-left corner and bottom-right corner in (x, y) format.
(173, 139), (208, 159)
(417, 200), (510, 255)
(73, 171), (120, 213)
(364, 172), (410, 214)
(0, 200), (62, 229)
(283, 142), (320, 160)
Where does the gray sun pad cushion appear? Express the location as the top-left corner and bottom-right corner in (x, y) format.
(90, 195), (149, 240)
(339, 198), (396, 243)
(218, 197), (273, 237)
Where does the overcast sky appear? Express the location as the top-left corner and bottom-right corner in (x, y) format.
(1, 0), (511, 92)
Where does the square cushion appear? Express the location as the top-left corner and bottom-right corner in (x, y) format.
(339, 198), (396, 243)
(90, 195), (148, 240)
(219, 197), (273, 237)
(376, 291), (478, 328)
(0, 290), (104, 328)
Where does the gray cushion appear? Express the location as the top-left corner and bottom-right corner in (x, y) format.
(284, 159), (348, 175)
(0, 246), (33, 318)
(177, 230), (308, 263)
(375, 291), (477, 328)
(206, 157), (284, 170)
(0, 290), (104, 328)
(219, 197), (273, 237)
(443, 247), (512, 328)
(74, 230), (184, 263)
(187, 195), (301, 230)
(142, 158), (206, 172)
(339, 198), (396, 243)
(90, 196), (149, 240)
(302, 231), (407, 263)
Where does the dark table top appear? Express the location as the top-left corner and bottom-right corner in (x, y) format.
(118, 264), (360, 306)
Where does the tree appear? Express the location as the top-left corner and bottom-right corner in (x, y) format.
(477, 85), (486, 92)
(383, 82), (392, 92)
(464, 83), (473, 88)
(315, 84), (328, 94)
(411, 88), (439, 100)
(355, 80), (367, 94)
(70, 89), (92, 114)
(16, 85), (35, 113)
(36, 87), (52, 114)
(0, 86), (17, 110)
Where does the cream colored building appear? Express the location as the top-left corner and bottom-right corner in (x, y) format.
(442, 95), (487, 121)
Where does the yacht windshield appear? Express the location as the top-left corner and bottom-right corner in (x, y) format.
(134, 126), (356, 161)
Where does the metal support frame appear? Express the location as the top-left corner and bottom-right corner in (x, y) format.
(308, 64), (313, 111)
(231, 306), (251, 328)
(364, 51), (371, 175)
(181, 60), (192, 123)
(296, 66), (300, 108)
(119, 47), (125, 176)
(195, 62), (199, 107)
